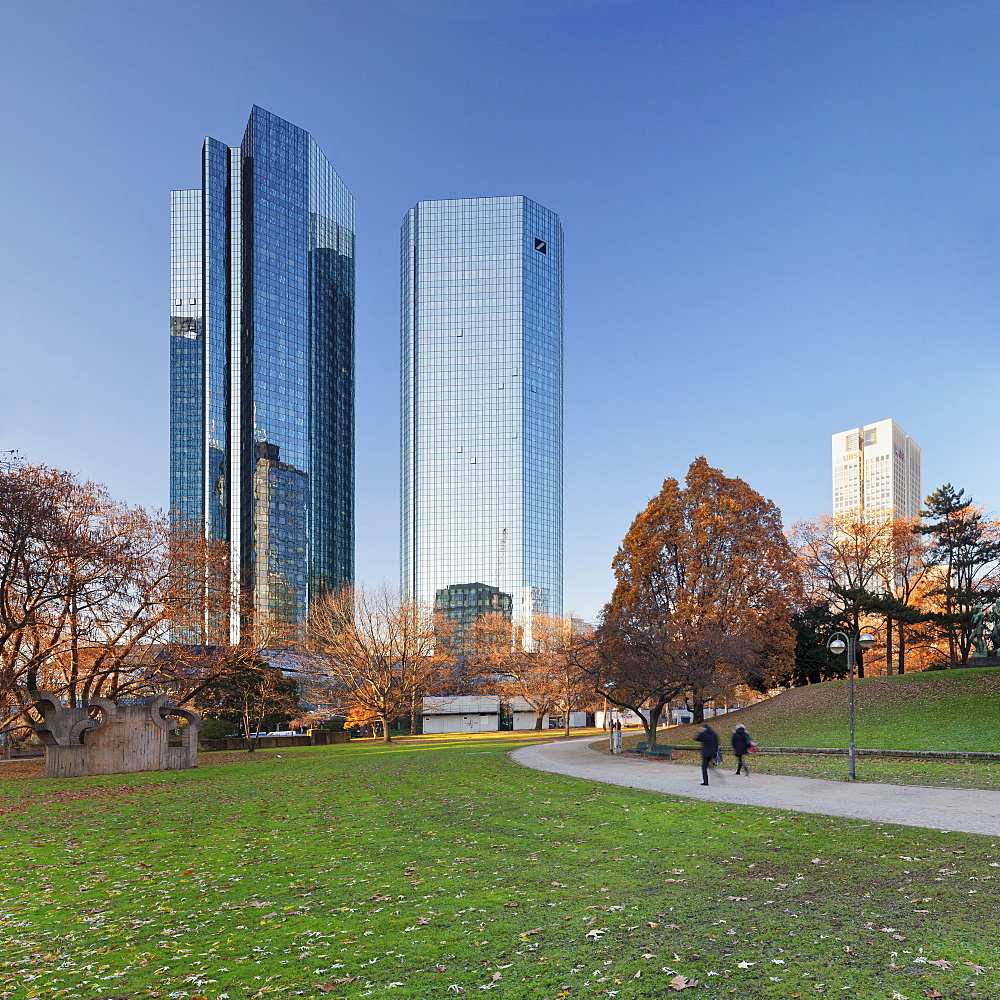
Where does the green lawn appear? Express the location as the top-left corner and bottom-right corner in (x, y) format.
(665, 666), (1000, 752)
(2, 734), (999, 1000)
(617, 666), (1000, 788)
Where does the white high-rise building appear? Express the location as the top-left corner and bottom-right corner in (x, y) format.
(831, 419), (922, 520)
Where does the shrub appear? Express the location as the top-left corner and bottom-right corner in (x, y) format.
(199, 717), (235, 740)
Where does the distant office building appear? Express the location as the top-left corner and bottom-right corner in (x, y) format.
(170, 106), (354, 639)
(831, 419), (922, 520)
(435, 582), (513, 630)
(401, 196), (563, 634)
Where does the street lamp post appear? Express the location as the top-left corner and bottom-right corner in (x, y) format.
(826, 629), (877, 780)
(603, 682), (621, 754)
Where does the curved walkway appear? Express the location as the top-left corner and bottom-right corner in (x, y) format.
(510, 737), (1000, 836)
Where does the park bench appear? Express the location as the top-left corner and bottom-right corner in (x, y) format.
(627, 741), (676, 759)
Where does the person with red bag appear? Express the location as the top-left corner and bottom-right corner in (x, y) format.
(731, 724), (754, 775)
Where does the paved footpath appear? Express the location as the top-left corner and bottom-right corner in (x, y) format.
(510, 737), (1000, 837)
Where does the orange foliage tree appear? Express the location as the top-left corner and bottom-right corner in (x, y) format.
(595, 458), (799, 738)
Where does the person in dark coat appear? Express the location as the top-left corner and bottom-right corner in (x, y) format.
(694, 724), (719, 785)
(731, 724), (752, 774)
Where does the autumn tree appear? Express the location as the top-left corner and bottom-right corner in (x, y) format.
(596, 458), (799, 739)
(473, 613), (594, 732)
(789, 512), (938, 677)
(307, 586), (454, 743)
(193, 657), (300, 748)
(0, 457), (223, 752)
(790, 512), (890, 677)
(915, 485), (1000, 666)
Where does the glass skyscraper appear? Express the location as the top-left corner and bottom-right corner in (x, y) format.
(401, 196), (563, 636)
(170, 106), (354, 639)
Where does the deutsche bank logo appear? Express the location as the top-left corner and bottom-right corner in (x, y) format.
(534, 238), (547, 254)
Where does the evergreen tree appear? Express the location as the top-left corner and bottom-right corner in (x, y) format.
(916, 484), (1000, 666)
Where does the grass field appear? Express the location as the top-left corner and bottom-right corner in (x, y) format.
(617, 667), (1000, 789)
(2, 733), (999, 1000)
(664, 666), (1000, 752)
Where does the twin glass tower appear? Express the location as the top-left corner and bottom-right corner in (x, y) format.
(170, 107), (355, 639)
(401, 197), (564, 633)
(171, 109), (562, 639)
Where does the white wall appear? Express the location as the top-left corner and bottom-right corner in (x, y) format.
(512, 711), (547, 730)
(422, 713), (499, 735)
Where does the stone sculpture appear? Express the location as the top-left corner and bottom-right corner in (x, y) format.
(30, 690), (202, 779)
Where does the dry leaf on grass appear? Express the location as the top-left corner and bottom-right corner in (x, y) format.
(669, 974), (698, 990)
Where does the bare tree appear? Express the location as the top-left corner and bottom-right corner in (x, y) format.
(790, 513), (936, 675)
(307, 586), (453, 743)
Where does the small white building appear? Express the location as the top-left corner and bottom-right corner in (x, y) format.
(421, 696), (584, 734)
(422, 696), (500, 734)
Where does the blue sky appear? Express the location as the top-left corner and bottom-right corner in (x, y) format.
(2, 0), (999, 622)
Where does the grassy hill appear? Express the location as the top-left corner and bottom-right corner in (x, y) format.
(642, 665), (1000, 753)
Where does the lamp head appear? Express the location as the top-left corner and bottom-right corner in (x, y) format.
(857, 633), (876, 651)
(828, 638), (847, 655)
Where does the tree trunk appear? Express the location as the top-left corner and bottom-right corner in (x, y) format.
(692, 697), (704, 724)
(897, 620), (906, 674)
(646, 701), (664, 738)
(856, 649), (865, 679)
(534, 711), (544, 730)
(380, 717), (392, 743)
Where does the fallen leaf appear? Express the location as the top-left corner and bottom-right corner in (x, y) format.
(669, 974), (698, 990)
(447, 987), (466, 994)
(924, 991), (943, 999)
(966, 962), (987, 974)
(585, 928), (607, 939)
(928, 959), (951, 969)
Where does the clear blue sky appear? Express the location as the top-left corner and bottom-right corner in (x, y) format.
(2, 0), (998, 622)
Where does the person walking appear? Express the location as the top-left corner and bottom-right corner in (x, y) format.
(694, 723), (719, 785)
(731, 724), (753, 775)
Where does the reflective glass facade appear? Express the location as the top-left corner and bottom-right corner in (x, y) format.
(401, 197), (563, 631)
(170, 106), (354, 639)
